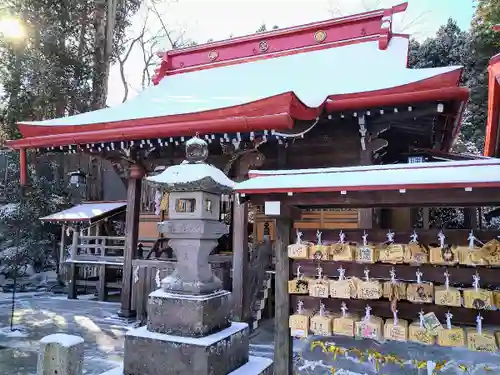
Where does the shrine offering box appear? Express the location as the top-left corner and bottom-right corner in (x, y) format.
(463, 288), (493, 309)
(467, 329), (498, 352)
(437, 327), (466, 348)
(378, 243), (405, 264)
(408, 322), (435, 345)
(355, 316), (384, 341)
(384, 318), (409, 342)
(289, 308), (313, 338)
(407, 283), (434, 304)
(434, 286), (462, 307)
(404, 243), (429, 265)
(330, 242), (354, 262)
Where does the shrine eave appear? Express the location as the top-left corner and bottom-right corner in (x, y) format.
(235, 159), (500, 195)
(6, 34), (466, 151)
(484, 55), (500, 156)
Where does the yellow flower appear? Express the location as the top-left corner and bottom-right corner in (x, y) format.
(310, 340), (326, 353)
(458, 364), (468, 372)
(483, 365), (493, 372)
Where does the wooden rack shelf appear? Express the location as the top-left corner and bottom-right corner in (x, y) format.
(290, 295), (500, 326)
(291, 259), (500, 287)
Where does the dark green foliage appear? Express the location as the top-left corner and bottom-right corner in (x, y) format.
(0, 151), (70, 273)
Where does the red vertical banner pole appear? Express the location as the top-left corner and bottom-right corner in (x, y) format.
(19, 148), (27, 186)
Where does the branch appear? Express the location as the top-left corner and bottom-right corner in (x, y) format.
(117, 14), (149, 103)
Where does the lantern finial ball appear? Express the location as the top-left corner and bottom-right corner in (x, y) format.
(185, 135), (208, 163)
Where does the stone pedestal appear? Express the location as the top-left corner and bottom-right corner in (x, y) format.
(147, 289), (231, 337)
(125, 323), (249, 375)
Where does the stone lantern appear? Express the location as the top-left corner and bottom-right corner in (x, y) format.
(122, 135), (272, 375)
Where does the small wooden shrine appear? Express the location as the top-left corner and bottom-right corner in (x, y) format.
(5, 2), (473, 329)
(234, 160), (500, 373)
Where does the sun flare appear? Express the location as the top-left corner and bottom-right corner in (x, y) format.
(0, 17), (26, 41)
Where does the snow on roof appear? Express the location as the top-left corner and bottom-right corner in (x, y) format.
(40, 201), (126, 223)
(146, 162), (235, 189)
(21, 37), (460, 127)
(235, 159), (500, 194)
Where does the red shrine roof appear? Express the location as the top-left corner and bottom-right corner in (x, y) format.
(7, 2), (467, 150)
(234, 159), (500, 194)
(485, 49), (500, 157)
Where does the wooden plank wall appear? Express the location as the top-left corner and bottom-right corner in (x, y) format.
(254, 208), (360, 242)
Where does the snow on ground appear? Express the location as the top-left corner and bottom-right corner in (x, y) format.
(0, 325), (28, 338)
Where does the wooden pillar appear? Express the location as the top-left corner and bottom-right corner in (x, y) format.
(358, 114), (373, 229)
(422, 207), (430, 230)
(68, 224), (80, 300)
(274, 217), (292, 375)
(464, 207), (478, 229)
(71, 225), (80, 260)
(59, 224), (66, 274)
(391, 208), (413, 231)
(98, 264), (107, 301)
(120, 164), (144, 318)
(232, 201), (249, 322)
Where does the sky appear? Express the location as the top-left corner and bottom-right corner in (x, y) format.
(109, 0), (475, 106)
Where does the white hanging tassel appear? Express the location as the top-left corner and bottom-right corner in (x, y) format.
(154, 189), (162, 216)
(476, 313), (483, 335)
(155, 269), (161, 288)
(419, 310), (425, 329)
(133, 266), (139, 284)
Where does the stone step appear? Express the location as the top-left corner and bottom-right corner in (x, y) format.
(228, 356), (273, 375)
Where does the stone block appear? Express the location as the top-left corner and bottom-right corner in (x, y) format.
(228, 356), (273, 375)
(37, 334), (84, 375)
(124, 322), (249, 375)
(147, 289), (231, 337)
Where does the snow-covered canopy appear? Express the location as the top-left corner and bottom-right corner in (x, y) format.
(235, 159), (500, 194)
(40, 201), (126, 223)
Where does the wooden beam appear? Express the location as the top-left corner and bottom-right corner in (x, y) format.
(120, 164), (143, 318)
(232, 201), (249, 322)
(248, 188), (500, 208)
(292, 229), (499, 244)
(274, 218), (292, 375)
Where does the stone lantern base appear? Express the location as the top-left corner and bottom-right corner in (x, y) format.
(123, 290), (273, 375)
(146, 289), (232, 337)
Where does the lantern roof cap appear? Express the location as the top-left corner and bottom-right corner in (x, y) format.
(146, 136), (234, 193)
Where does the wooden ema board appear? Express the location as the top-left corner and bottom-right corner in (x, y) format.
(254, 209), (360, 242)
